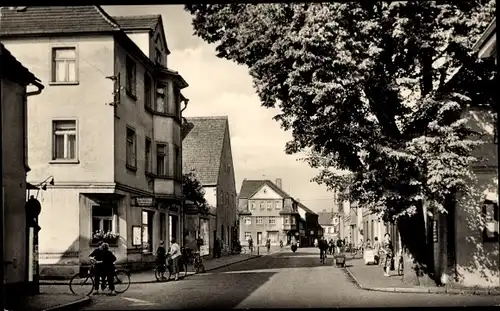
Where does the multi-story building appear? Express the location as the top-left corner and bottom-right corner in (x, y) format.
(238, 179), (300, 246)
(318, 210), (343, 242)
(182, 116), (237, 257)
(1, 43), (44, 304)
(297, 202), (322, 246)
(0, 6), (188, 277)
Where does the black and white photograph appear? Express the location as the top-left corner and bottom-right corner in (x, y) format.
(0, 2), (498, 310)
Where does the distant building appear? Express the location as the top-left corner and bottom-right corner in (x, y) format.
(0, 6), (188, 277)
(238, 179), (300, 246)
(1, 43), (44, 302)
(318, 210), (343, 241)
(182, 116), (237, 256)
(297, 202), (322, 247)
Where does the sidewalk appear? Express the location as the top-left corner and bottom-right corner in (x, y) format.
(41, 253), (260, 285)
(6, 293), (90, 311)
(345, 258), (500, 296)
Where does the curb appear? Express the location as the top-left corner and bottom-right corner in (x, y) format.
(343, 266), (500, 296)
(42, 296), (91, 311)
(41, 255), (262, 285)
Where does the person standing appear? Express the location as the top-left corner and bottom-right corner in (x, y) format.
(373, 237), (381, 265)
(89, 241), (105, 295)
(248, 236), (254, 254)
(100, 242), (117, 295)
(380, 233), (393, 277)
(266, 239), (271, 254)
(156, 241), (167, 280)
(169, 238), (182, 281)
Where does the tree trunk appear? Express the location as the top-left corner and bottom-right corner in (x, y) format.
(397, 206), (437, 286)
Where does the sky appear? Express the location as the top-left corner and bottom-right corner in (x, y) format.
(103, 5), (336, 213)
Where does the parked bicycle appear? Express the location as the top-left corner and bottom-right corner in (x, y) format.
(69, 260), (131, 296)
(154, 255), (172, 281)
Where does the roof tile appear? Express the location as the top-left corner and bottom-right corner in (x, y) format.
(0, 6), (119, 36)
(182, 116), (228, 186)
(113, 15), (160, 31)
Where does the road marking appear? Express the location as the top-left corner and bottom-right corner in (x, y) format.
(122, 297), (157, 306)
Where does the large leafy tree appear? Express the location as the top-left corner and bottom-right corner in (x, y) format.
(183, 170), (210, 214)
(185, 2), (496, 284)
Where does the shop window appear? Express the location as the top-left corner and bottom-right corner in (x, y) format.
(483, 200), (499, 242)
(142, 210), (154, 253)
(91, 205), (117, 245)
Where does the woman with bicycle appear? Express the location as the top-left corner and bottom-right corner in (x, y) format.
(169, 237), (182, 281)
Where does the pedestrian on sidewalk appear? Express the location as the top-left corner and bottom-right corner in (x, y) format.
(169, 238), (182, 281)
(156, 241), (167, 280)
(248, 236), (254, 254)
(373, 237), (381, 265)
(100, 242), (117, 295)
(380, 233), (394, 277)
(266, 239), (271, 254)
(328, 239), (335, 255)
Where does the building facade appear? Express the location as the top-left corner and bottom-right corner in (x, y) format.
(0, 6), (188, 277)
(1, 43), (44, 301)
(297, 202), (322, 247)
(238, 179), (300, 246)
(318, 210), (343, 242)
(182, 116), (237, 256)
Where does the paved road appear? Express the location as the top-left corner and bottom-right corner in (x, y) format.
(71, 248), (500, 309)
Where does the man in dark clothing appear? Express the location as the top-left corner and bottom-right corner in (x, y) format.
(156, 241), (167, 279)
(318, 237), (329, 262)
(89, 241), (105, 295)
(100, 242), (117, 295)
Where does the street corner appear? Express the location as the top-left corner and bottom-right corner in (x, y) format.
(42, 296), (92, 311)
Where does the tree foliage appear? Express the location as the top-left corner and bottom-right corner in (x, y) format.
(183, 170), (209, 214)
(185, 2), (496, 224)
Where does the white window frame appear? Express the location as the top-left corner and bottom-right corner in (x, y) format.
(244, 216), (251, 225)
(156, 83), (167, 113)
(284, 217), (289, 224)
(260, 202), (265, 210)
(269, 217), (276, 225)
(51, 46), (78, 83)
(256, 216), (264, 225)
(52, 120), (77, 161)
(267, 201), (272, 210)
(244, 232), (252, 241)
(250, 202), (256, 210)
(291, 217), (296, 225)
(275, 201), (281, 209)
(91, 205), (117, 236)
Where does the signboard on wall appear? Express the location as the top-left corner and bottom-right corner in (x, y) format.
(135, 197), (154, 206)
(132, 226), (142, 246)
(432, 220), (438, 243)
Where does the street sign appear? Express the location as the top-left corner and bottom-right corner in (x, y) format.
(135, 197), (154, 206)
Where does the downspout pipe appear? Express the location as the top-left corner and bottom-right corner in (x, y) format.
(27, 80), (44, 97)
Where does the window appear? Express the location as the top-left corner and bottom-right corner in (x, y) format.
(284, 217), (289, 224)
(483, 200), (499, 242)
(250, 202), (256, 210)
(155, 48), (162, 64)
(244, 216), (251, 225)
(260, 202), (265, 210)
(142, 210), (154, 253)
(91, 205), (115, 235)
(144, 74), (152, 109)
(173, 87), (181, 118)
(52, 120), (77, 160)
(291, 217), (296, 225)
(275, 201), (282, 209)
(174, 146), (182, 180)
(156, 83), (166, 113)
(160, 212), (166, 243)
(156, 144), (168, 176)
(268, 231), (279, 243)
(145, 138), (152, 173)
(126, 56), (136, 97)
(126, 127), (136, 169)
(267, 201), (272, 210)
(244, 232), (252, 241)
(256, 217), (264, 225)
(52, 47), (77, 83)
(269, 217), (276, 225)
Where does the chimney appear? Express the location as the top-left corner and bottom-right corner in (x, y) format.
(276, 178), (282, 189)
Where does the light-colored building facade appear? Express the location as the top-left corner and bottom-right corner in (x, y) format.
(0, 6), (188, 277)
(1, 43), (44, 301)
(318, 210), (343, 242)
(238, 179), (300, 246)
(182, 116), (238, 257)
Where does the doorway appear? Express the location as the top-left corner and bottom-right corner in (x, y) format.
(257, 232), (262, 245)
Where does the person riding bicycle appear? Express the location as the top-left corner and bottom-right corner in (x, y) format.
(156, 240), (167, 280)
(318, 237), (329, 262)
(89, 241), (105, 295)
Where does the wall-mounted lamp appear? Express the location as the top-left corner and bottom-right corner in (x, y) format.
(36, 175), (54, 198)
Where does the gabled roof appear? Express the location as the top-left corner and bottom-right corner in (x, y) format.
(0, 43), (40, 85)
(318, 211), (342, 226)
(472, 17), (496, 53)
(297, 202), (317, 215)
(239, 180), (292, 199)
(0, 6), (120, 37)
(112, 15), (160, 31)
(182, 116), (229, 186)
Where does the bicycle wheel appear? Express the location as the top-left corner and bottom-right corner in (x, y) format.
(114, 270), (131, 293)
(69, 273), (94, 296)
(154, 265), (166, 281)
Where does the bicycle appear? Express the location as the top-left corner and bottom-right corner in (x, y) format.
(69, 261), (131, 296)
(351, 245), (363, 258)
(320, 250), (327, 264)
(154, 258), (172, 281)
